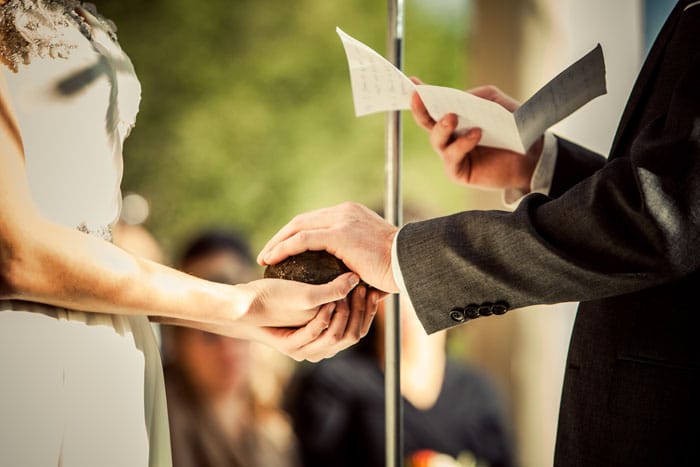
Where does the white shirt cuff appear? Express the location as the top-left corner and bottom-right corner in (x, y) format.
(502, 131), (558, 209)
(391, 228), (410, 297)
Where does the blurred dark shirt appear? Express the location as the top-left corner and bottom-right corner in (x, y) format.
(285, 349), (517, 467)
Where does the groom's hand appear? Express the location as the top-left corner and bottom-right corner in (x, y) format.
(410, 81), (543, 192)
(258, 202), (400, 294)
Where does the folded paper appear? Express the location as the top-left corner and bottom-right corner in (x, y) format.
(337, 27), (607, 153)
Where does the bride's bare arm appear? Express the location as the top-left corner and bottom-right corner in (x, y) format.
(0, 81), (370, 360)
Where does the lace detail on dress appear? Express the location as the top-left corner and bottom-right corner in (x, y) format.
(0, 0), (117, 72)
(76, 222), (113, 242)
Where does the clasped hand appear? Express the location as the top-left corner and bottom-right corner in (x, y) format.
(232, 273), (381, 362)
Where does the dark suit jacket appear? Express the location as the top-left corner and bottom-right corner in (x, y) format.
(396, 1), (700, 465)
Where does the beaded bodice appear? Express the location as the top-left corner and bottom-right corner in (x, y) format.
(0, 0), (117, 71)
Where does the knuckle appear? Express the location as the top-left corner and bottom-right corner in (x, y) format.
(296, 230), (309, 244)
(344, 330), (360, 344)
(348, 327), (361, 341)
(483, 84), (500, 97)
(290, 213), (305, 225)
(308, 326), (322, 340)
(313, 322), (330, 339)
(341, 201), (361, 216)
(329, 331), (343, 342)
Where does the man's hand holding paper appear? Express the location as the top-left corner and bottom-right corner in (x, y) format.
(410, 83), (544, 191)
(336, 27), (606, 155)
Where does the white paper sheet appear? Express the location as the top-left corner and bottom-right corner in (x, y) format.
(336, 27), (607, 154)
(335, 27), (416, 116)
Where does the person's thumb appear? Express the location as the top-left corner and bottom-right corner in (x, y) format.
(310, 272), (360, 306)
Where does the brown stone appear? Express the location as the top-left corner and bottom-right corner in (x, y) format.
(264, 250), (353, 285)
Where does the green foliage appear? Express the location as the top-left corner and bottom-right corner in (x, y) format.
(98, 0), (472, 260)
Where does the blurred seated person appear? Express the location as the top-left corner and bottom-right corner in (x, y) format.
(285, 290), (517, 467)
(162, 229), (300, 467)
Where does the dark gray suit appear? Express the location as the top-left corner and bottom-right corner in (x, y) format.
(396, 1), (700, 465)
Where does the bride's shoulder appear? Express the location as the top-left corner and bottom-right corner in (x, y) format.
(0, 0), (117, 72)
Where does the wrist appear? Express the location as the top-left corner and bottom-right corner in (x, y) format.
(227, 282), (256, 324)
(380, 228), (399, 293)
(191, 281), (251, 327)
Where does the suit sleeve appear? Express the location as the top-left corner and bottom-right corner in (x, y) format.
(548, 138), (606, 197)
(398, 52), (700, 334)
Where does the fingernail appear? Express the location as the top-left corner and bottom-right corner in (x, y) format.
(358, 286), (366, 298)
(348, 273), (360, 288)
(466, 128), (481, 139)
(441, 116), (452, 127)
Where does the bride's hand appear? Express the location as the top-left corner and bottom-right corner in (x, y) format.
(215, 273), (380, 361)
(235, 272), (361, 327)
(254, 284), (381, 362)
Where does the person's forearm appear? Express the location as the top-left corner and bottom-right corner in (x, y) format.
(151, 315), (256, 340)
(2, 216), (249, 325)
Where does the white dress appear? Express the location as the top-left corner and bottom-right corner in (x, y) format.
(0, 2), (171, 466)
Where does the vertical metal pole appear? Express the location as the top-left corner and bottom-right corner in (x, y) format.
(385, 1), (404, 467)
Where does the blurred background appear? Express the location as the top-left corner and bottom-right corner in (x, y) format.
(101, 1), (676, 466)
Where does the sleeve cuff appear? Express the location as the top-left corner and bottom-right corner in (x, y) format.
(503, 131), (558, 209)
(391, 228), (410, 297)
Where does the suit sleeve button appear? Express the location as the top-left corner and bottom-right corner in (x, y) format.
(492, 302), (509, 315)
(449, 308), (466, 323)
(478, 303), (493, 316)
(464, 304), (480, 319)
